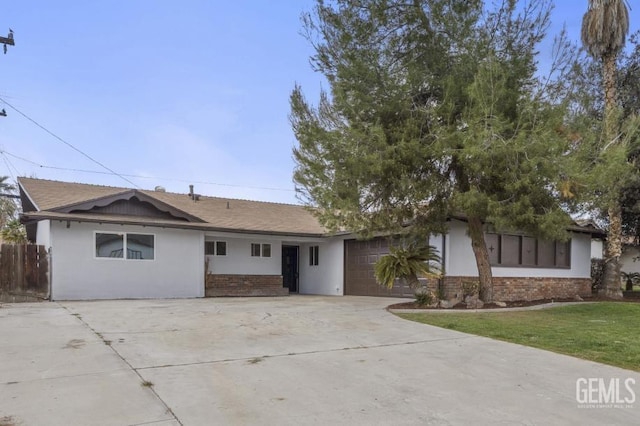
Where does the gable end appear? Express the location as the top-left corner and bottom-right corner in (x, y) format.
(55, 190), (205, 222)
(70, 197), (189, 221)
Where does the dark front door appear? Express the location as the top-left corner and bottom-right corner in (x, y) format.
(282, 246), (299, 293)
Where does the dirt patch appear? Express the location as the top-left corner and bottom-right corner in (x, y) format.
(0, 416), (17, 426)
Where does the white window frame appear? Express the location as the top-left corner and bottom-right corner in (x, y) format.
(250, 243), (272, 258)
(309, 245), (319, 266)
(94, 231), (156, 261)
(205, 240), (227, 256)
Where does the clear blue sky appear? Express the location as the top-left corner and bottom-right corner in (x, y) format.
(1, 1), (638, 204)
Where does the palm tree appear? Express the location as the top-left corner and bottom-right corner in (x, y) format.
(581, 0), (630, 299)
(374, 243), (442, 291)
(0, 219), (26, 243)
(0, 176), (17, 229)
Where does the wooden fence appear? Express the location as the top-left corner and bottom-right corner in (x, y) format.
(0, 244), (49, 302)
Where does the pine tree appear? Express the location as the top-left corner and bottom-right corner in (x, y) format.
(291, 0), (575, 302)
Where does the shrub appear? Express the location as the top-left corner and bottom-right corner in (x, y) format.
(374, 243), (442, 290)
(621, 272), (640, 292)
(414, 289), (434, 307)
(591, 258), (605, 293)
(462, 280), (479, 298)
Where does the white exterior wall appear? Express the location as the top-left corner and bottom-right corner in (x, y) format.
(205, 232), (345, 296)
(591, 239), (604, 259)
(205, 234), (282, 275)
(621, 246), (640, 274)
(298, 237), (345, 296)
(428, 233), (445, 270)
(36, 220), (51, 248)
(49, 221), (204, 300)
(445, 219), (592, 278)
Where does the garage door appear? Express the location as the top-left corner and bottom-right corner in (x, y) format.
(344, 238), (413, 297)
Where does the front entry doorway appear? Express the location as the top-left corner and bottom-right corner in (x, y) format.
(282, 245), (299, 293)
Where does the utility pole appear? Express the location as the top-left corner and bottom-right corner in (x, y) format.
(0, 29), (14, 54)
(0, 28), (13, 118)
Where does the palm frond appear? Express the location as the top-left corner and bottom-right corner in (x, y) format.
(374, 243), (442, 289)
(582, 0), (629, 59)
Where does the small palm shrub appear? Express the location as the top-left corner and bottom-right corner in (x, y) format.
(374, 244), (442, 292)
(621, 272), (640, 292)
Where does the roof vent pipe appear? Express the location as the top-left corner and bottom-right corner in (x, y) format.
(189, 184), (194, 200)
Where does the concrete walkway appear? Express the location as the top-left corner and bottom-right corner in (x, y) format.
(1, 296), (638, 425)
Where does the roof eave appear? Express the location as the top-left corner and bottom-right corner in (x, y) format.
(20, 212), (327, 239)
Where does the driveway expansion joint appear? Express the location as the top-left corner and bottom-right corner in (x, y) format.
(61, 304), (184, 426)
(136, 335), (474, 371)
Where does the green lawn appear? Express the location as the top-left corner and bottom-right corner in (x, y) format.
(397, 303), (640, 372)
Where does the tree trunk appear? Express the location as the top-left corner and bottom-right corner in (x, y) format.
(603, 53), (618, 125)
(405, 273), (421, 291)
(600, 202), (624, 299)
(467, 215), (493, 302)
(599, 53), (624, 300)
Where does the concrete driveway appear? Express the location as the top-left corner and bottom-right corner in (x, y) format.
(1, 296), (638, 425)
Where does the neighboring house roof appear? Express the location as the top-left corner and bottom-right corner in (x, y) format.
(573, 219), (607, 236)
(18, 177), (327, 237)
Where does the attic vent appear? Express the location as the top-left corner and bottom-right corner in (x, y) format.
(154, 186), (166, 192)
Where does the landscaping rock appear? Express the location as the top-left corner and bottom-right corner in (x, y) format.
(494, 301), (507, 308)
(466, 299), (484, 309)
(440, 299), (458, 309)
(464, 295), (477, 304)
(574, 294), (584, 302)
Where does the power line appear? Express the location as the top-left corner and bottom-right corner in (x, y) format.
(1, 153), (16, 182)
(1, 149), (296, 193)
(0, 96), (140, 188)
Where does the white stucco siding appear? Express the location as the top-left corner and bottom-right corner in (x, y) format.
(591, 239), (604, 259)
(298, 237), (345, 296)
(49, 221), (204, 300)
(205, 235), (282, 275)
(36, 220), (51, 248)
(620, 247), (640, 274)
(446, 219), (592, 278)
(446, 220), (477, 276)
(428, 234), (445, 270)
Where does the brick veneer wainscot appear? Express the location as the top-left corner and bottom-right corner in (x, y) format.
(422, 276), (591, 302)
(205, 274), (289, 297)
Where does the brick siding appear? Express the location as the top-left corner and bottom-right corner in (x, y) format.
(422, 276), (591, 302)
(205, 274), (289, 297)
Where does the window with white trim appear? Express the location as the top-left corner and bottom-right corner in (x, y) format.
(309, 246), (319, 266)
(205, 241), (227, 256)
(251, 243), (271, 257)
(95, 232), (155, 260)
(485, 233), (570, 268)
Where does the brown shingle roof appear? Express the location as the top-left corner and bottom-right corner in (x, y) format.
(19, 177), (128, 211)
(18, 177), (327, 236)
